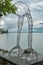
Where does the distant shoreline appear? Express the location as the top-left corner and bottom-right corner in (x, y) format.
(0, 31), (43, 34)
(0, 29), (8, 34)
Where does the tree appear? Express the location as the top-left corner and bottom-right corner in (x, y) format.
(0, 0), (17, 18)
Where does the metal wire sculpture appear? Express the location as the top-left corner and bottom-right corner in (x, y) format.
(9, 1), (38, 60)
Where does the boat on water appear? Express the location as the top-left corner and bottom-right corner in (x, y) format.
(0, 29), (8, 34)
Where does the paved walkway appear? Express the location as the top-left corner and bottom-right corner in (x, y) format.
(0, 53), (43, 65)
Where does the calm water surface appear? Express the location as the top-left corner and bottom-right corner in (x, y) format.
(0, 33), (43, 54)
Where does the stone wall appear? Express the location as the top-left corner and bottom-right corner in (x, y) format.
(0, 57), (17, 65)
(32, 61), (43, 65)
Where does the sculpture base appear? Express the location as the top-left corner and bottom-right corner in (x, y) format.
(21, 48), (38, 62)
(9, 44), (22, 57)
(0, 53), (43, 65)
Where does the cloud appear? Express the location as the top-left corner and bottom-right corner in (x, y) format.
(0, 15), (18, 29)
(29, 1), (43, 18)
(1, 15), (43, 30)
(9, 0), (43, 32)
(22, 20), (43, 29)
(11, 0), (43, 21)
(0, 0), (43, 31)
(29, 2), (43, 8)
(0, 20), (5, 26)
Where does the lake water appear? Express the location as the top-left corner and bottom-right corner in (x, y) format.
(0, 33), (43, 54)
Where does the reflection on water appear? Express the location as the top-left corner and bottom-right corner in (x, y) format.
(0, 33), (43, 54)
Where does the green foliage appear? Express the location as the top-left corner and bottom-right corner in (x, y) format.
(0, 0), (17, 17)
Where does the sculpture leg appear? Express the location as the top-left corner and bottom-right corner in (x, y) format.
(21, 14), (32, 60)
(27, 14), (33, 49)
(21, 14), (38, 61)
(27, 14), (38, 60)
(9, 16), (24, 56)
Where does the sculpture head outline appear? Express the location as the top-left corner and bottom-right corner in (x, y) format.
(15, 1), (29, 16)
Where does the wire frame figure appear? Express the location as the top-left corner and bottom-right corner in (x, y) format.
(9, 1), (38, 59)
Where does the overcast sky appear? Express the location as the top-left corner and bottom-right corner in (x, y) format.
(0, 0), (43, 32)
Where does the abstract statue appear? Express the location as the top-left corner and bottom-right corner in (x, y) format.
(9, 1), (38, 60)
